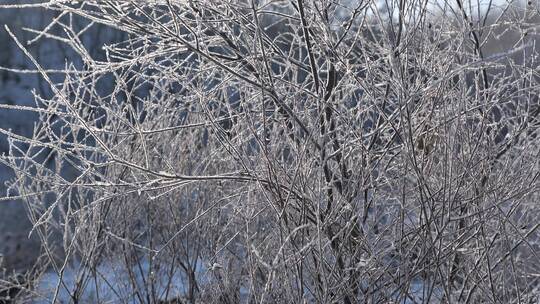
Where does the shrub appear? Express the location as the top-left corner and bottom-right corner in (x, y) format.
(1, 0), (539, 303)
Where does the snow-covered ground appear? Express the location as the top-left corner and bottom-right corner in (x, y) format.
(33, 257), (441, 303)
(35, 258), (206, 303)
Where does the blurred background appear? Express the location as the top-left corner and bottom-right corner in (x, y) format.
(0, 3), (125, 277)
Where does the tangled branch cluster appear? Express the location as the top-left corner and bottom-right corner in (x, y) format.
(1, 0), (540, 303)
